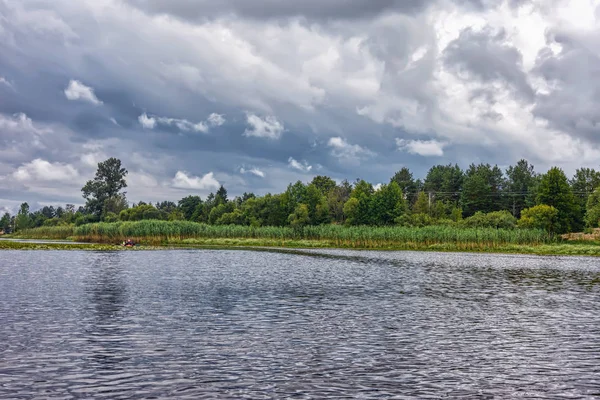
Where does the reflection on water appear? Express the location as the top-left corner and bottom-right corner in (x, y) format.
(0, 249), (599, 398)
(85, 253), (130, 367)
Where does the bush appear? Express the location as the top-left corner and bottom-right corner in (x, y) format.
(518, 205), (559, 233)
(462, 211), (516, 229)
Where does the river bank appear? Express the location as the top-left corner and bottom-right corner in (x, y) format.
(3, 237), (600, 256)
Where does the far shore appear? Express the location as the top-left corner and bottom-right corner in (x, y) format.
(2, 236), (600, 257)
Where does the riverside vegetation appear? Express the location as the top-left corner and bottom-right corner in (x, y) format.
(4, 157), (600, 255)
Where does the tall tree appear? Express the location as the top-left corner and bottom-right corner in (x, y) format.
(371, 182), (407, 225)
(570, 168), (600, 214)
(310, 176), (337, 196)
(215, 185), (228, 206)
(344, 180), (374, 225)
(505, 159), (537, 217)
(390, 167), (417, 204)
(15, 202), (31, 231)
(537, 167), (580, 233)
(327, 180), (352, 224)
(423, 164), (464, 204)
(0, 212), (11, 231)
(178, 196), (202, 220)
(460, 163), (505, 217)
(82, 158), (128, 217)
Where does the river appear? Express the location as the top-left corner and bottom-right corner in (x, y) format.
(1, 249), (599, 398)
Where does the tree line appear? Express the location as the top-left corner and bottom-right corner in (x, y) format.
(3, 157), (600, 234)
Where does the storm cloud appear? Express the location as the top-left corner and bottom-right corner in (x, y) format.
(1, 0), (600, 213)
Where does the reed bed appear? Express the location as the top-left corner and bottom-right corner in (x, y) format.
(58, 220), (556, 249)
(16, 225), (75, 240)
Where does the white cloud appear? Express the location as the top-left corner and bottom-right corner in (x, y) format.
(0, 77), (13, 90)
(207, 113), (226, 127)
(240, 167), (265, 178)
(396, 138), (446, 156)
(13, 159), (79, 182)
(64, 80), (102, 105)
(373, 183), (383, 191)
(138, 113), (225, 133)
(327, 137), (374, 160)
(172, 171), (220, 190)
(109, 117), (120, 126)
(244, 113), (285, 139)
(138, 113), (157, 129)
(288, 157), (312, 172)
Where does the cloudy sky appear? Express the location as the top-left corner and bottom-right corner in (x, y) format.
(1, 0), (600, 213)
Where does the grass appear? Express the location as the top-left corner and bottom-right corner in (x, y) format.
(70, 220), (553, 247)
(7, 220), (600, 256)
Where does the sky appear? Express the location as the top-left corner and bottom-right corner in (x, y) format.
(2, 0), (600, 214)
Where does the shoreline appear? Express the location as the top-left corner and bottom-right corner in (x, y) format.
(2, 237), (600, 257)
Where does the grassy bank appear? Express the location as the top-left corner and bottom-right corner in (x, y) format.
(10, 220), (600, 256)
(0, 240), (122, 251)
(16, 220), (554, 247)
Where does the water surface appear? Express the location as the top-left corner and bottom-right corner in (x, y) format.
(1, 249), (599, 398)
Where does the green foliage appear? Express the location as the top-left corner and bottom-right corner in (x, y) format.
(178, 196), (202, 220)
(505, 159), (537, 217)
(288, 204), (310, 228)
(0, 212), (11, 230)
(66, 220), (553, 247)
(462, 211), (516, 229)
(15, 202), (31, 231)
(424, 164), (463, 204)
(371, 182), (407, 225)
(390, 167), (417, 204)
(310, 176), (337, 196)
(82, 158), (128, 217)
(412, 192), (430, 215)
(327, 180), (352, 224)
(585, 187), (600, 228)
(460, 163), (505, 217)
(536, 167), (580, 233)
(571, 168), (600, 213)
(518, 205), (559, 233)
(342, 198), (360, 226)
(119, 204), (163, 221)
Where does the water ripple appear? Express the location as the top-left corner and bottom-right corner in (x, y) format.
(1, 250), (600, 398)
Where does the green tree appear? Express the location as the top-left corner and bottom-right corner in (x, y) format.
(310, 176), (337, 196)
(505, 159), (537, 217)
(390, 167), (417, 204)
(345, 180), (374, 225)
(119, 204), (163, 221)
(423, 164), (464, 204)
(178, 196), (202, 220)
(460, 163), (505, 217)
(412, 192), (430, 215)
(82, 158), (128, 218)
(15, 202), (31, 231)
(570, 168), (600, 215)
(103, 194), (128, 218)
(342, 198), (360, 226)
(288, 204), (309, 228)
(585, 187), (600, 228)
(518, 205), (559, 233)
(215, 185), (228, 206)
(0, 212), (11, 231)
(304, 184), (330, 225)
(536, 167), (579, 233)
(327, 180), (352, 224)
(371, 182), (407, 225)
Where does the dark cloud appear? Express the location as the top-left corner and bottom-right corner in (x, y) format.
(122, 0), (427, 21)
(443, 27), (534, 101)
(532, 28), (600, 142)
